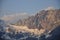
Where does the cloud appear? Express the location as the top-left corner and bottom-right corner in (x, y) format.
(7, 25), (45, 35)
(0, 13), (30, 21)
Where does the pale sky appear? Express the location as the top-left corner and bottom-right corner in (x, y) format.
(0, 0), (60, 17)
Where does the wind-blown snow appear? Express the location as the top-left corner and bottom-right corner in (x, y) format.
(44, 7), (55, 11)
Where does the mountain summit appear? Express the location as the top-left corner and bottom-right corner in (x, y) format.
(44, 7), (55, 11)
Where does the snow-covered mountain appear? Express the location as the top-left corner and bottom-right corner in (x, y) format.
(0, 7), (60, 40)
(15, 7), (60, 31)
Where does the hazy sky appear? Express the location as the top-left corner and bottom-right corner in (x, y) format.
(0, 0), (60, 17)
